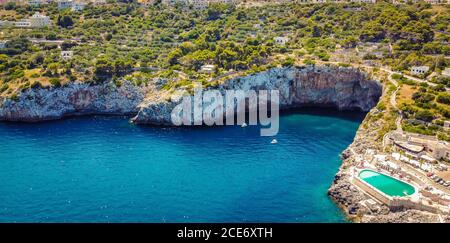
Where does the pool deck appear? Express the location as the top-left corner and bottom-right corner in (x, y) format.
(358, 169), (418, 197)
(350, 165), (449, 215)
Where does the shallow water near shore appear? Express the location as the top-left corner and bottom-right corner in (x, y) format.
(0, 108), (365, 222)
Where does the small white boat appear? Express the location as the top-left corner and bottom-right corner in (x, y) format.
(271, 139), (278, 144)
(241, 122), (247, 128)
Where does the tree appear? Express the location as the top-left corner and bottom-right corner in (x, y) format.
(236, 10), (246, 21)
(415, 110), (434, 122)
(400, 21), (434, 44)
(167, 48), (183, 66)
(0, 37), (31, 56)
(4, 2), (16, 10)
(28, 53), (45, 68)
(206, 5), (222, 21)
(282, 57), (295, 67)
(342, 36), (358, 48)
(46, 33), (58, 40)
(94, 58), (114, 76)
(58, 15), (74, 28)
(312, 26), (321, 38)
(360, 22), (385, 42)
(61, 41), (77, 50)
(105, 33), (113, 41)
(432, 84), (446, 92)
(113, 59), (132, 74)
(47, 63), (60, 76)
(437, 93), (450, 105)
(49, 78), (61, 87)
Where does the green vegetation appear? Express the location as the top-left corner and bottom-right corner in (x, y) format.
(437, 92), (450, 105)
(398, 79), (450, 136)
(0, 2), (449, 99)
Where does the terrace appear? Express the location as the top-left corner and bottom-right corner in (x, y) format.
(351, 155), (450, 215)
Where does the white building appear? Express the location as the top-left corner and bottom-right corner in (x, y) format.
(428, 142), (450, 160)
(93, 0), (107, 5)
(29, 0), (46, 6)
(72, 1), (85, 11)
(444, 121), (450, 131)
(188, 0), (208, 9)
(0, 21), (11, 27)
(274, 36), (289, 46)
(58, 0), (73, 9)
(410, 66), (430, 76)
(138, 0), (156, 6)
(209, 0), (236, 5)
(424, 0), (448, 4)
(9, 12), (50, 28)
(388, 131), (450, 161)
(161, 0), (188, 5)
(162, 0), (236, 9)
(442, 68), (450, 77)
(0, 40), (8, 49)
(393, 141), (425, 158)
(352, 0), (376, 3)
(61, 51), (73, 59)
(29, 12), (51, 27)
(200, 64), (216, 74)
(391, 0), (447, 4)
(408, 136), (450, 160)
(15, 20), (32, 28)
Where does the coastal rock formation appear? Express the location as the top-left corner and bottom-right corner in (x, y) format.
(0, 81), (145, 122)
(132, 66), (382, 124)
(0, 66), (381, 123)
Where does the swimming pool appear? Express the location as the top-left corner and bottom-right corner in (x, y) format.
(358, 170), (416, 197)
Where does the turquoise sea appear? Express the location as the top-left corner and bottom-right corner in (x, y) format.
(0, 109), (365, 222)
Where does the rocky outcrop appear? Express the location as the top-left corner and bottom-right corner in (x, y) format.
(132, 66), (382, 125)
(0, 66), (381, 123)
(0, 81), (145, 122)
(328, 172), (367, 217)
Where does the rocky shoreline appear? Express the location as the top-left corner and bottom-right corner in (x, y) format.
(3, 65), (440, 222)
(0, 66), (381, 124)
(0, 81), (146, 122)
(132, 66), (381, 124)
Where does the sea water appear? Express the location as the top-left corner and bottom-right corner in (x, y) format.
(0, 109), (364, 222)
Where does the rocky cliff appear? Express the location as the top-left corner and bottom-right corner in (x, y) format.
(132, 66), (382, 125)
(0, 81), (145, 122)
(0, 66), (381, 123)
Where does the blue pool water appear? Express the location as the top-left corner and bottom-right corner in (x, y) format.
(0, 109), (365, 222)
